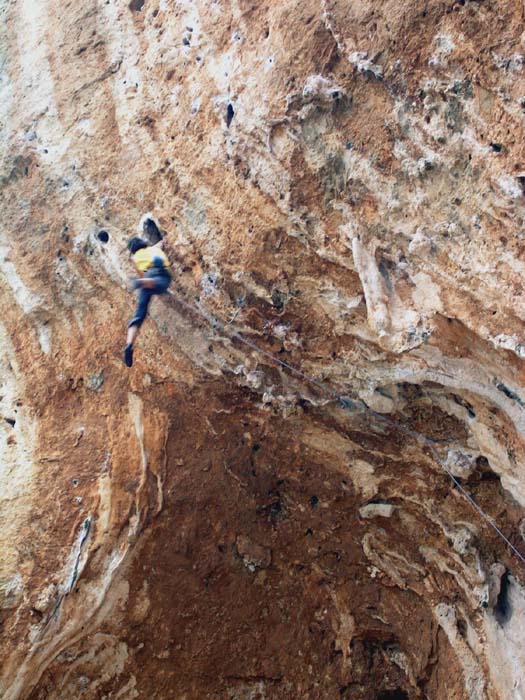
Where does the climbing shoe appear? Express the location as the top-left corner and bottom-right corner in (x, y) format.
(124, 344), (134, 367)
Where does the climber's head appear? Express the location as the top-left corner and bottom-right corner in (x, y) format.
(127, 237), (148, 255)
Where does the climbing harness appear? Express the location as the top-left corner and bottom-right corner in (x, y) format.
(167, 289), (525, 569)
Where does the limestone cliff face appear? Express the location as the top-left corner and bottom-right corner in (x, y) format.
(1, 0), (525, 698)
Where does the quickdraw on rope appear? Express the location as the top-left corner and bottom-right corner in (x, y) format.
(167, 289), (525, 569)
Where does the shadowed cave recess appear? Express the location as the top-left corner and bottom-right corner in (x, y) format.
(1, 0), (525, 699)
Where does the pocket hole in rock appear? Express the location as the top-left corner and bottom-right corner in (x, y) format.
(143, 218), (162, 243)
(226, 103), (235, 127)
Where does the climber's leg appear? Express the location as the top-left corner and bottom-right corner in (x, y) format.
(124, 287), (153, 367)
(129, 286), (153, 329)
(123, 269), (172, 367)
(133, 277), (158, 290)
(126, 323), (140, 347)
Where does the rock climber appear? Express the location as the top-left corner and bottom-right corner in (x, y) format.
(124, 236), (171, 367)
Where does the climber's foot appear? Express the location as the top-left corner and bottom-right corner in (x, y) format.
(124, 344), (134, 367)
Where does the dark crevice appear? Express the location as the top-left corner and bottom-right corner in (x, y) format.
(97, 230), (109, 243)
(378, 260), (394, 291)
(467, 456), (501, 488)
(453, 396), (475, 418)
(226, 103), (235, 127)
(129, 0), (145, 11)
(378, 691), (409, 700)
(271, 288), (287, 310)
(456, 615), (467, 638)
(494, 381), (525, 408)
(143, 218), (162, 243)
(494, 570), (512, 625)
(479, 469), (501, 482)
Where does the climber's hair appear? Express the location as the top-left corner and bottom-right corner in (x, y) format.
(127, 237), (148, 255)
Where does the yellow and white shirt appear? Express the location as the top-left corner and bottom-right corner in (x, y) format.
(132, 246), (169, 273)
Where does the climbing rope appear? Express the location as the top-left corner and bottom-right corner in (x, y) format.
(167, 289), (525, 569)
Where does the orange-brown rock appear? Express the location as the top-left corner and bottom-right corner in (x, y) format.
(1, 1), (525, 698)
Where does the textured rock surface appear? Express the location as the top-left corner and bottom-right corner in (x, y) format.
(1, 0), (525, 698)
